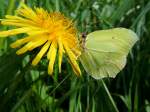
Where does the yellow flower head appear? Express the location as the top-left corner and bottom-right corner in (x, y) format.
(0, 3), (81, 75)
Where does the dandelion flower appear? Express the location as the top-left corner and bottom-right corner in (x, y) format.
(0, 3), (81, 75)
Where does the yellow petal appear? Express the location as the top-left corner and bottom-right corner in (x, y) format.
(69, 59), (81, 76)
(71, 47), (81, 58)
(16, 42), (34, 55)
(48, 41), (57, 75)
(10, 36), (34, 48)
(4, 15), (37, 26)
(28, 37), (47, 51)
(17, 3), (38, 21)
(63, 42), (77, 60)
(58, 38), (64, 73)
(0, 27), (31, 37)
(35, 7), (49, 19)
(1, 21), (35, 27)
(63, 42), (81, 76)
(32, 41), (50, 66)
(5, 15), (22, 19)
(27, 30), (48, 35)
(47, 40), (54, 60)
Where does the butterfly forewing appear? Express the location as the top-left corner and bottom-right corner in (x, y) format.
(86, 28), (138, 55)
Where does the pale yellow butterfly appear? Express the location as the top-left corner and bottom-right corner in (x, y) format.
(80, 28), (138, 79)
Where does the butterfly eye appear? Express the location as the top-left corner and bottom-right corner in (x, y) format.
(81, 32), (87, 39)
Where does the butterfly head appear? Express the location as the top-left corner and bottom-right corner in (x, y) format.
(80, 32), (87, 50)
(81, 32), (87, 39)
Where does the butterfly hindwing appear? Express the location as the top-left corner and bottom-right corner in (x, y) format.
(80, 49), (126, 79)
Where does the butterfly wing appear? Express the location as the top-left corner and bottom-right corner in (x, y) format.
(80, 28), (138, 79)
(86, 28), (138, 55)
(80, 49), (127, 79)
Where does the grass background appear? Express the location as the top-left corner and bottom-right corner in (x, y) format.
(0, 0), (150, 112)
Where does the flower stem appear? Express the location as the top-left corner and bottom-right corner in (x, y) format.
(0, 0), (16, 50)
(101, 79), (119, 112)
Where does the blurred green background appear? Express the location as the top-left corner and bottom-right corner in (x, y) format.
(0, 0), (150, 112)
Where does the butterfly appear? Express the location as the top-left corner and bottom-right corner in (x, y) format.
(79, 28), (138, 79)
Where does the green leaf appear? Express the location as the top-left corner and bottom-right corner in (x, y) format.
(0, 50), (23, 92)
